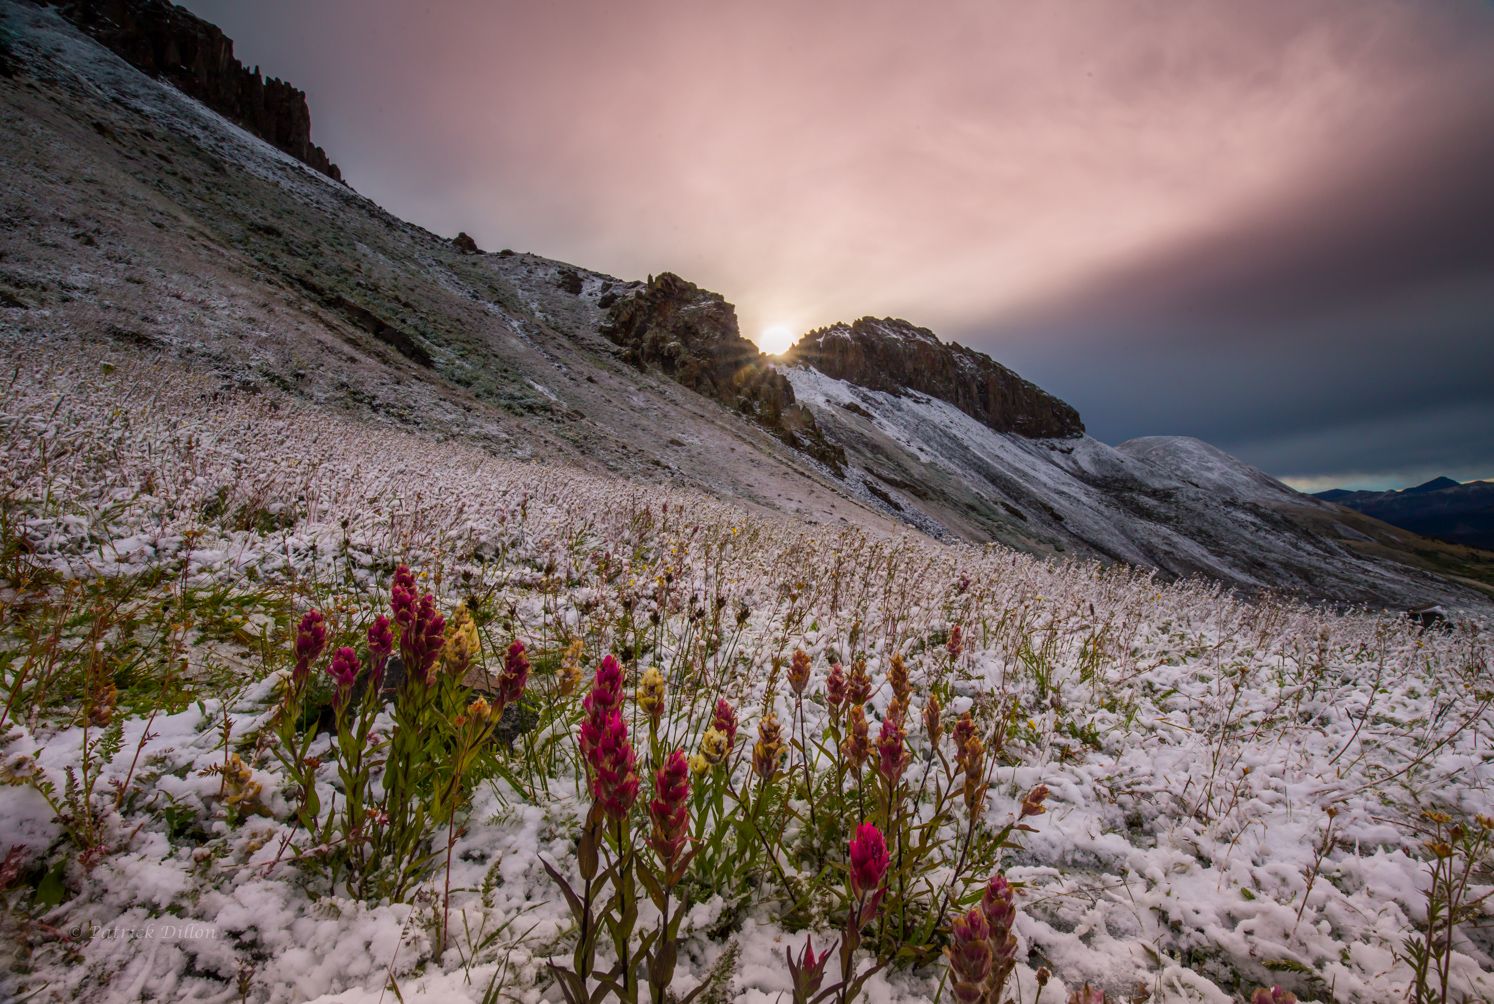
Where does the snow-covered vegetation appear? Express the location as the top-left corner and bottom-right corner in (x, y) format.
(2, 349), (1491, 1004)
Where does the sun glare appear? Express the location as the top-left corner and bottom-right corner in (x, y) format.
(759, 325), (796, 355)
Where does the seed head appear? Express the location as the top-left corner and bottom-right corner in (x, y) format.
(923, 691), (943, 747)
(788, 648), (811, 696)
(888, 653), (911, 703)
(842, 704), (872, 769)
(847, 659), (871, 705)
(637, 666), (666, 724)
(753, 715), (785, 781)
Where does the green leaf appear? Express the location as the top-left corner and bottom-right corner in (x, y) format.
(35, 860), (65, 908)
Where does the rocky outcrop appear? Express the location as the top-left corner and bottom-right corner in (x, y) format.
(601, 273), (846, 473)
(785, 317), (1083, 439)
(57, 0), (343, 182)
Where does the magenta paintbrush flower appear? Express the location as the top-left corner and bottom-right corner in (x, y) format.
(367, 614), (393, 688)
(711, 698), (738, 752)
(293, 609), (327, 684)
(876, 712), (910, 785)
(944, 907), (993, 1004)
(588, 710), (639, 821)
(498, 639), (530, 708)
(786, 933), (834, 1004)
(981, 873), (1017, 933)
(580, 655), (626, 759)
(825, 663), (846, 711)
(399, 592), (445, 685)
(1067, 984), (1108, 1004)
(390, 565), (417, 627)
(327, 646), (359, 702)
(647, 749), (691, 876)
(848, 822), (889, 899)
(787, 648), (811, 696)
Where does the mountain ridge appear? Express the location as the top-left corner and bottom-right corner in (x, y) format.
(1, 0), (1489, 611)
(784, 315), (1084, 439)
(1313, 478), (1494, 551)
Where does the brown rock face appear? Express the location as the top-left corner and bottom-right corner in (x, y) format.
(57, 0), (343, 182)
(601, 273), (846, 473)
(786, 317), (1084, 439)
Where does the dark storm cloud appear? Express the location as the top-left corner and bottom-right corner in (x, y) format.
(990, 88), (1494, 487)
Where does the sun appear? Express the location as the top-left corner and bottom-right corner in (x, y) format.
(758, 325), (796, 355)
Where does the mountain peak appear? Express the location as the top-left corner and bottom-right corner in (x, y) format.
(784, 316), (1083, 439)
(1402, 476), (1460, 494)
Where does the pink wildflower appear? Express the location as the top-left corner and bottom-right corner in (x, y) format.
(825, 663), (846, 711)
(848, 822), (889, 901)
(711, 698), (738, 752)
(876, 713), (910, 786)
(327, 646), (360, 695)
(588, 711), (639, 822)
(293, 610), (327, 684)
(647, 749), (692, 877)
(944, 908), (992, 1004)
(498, 639), (530, 708)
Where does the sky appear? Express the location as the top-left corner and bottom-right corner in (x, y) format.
(180, 0), (1494, 491)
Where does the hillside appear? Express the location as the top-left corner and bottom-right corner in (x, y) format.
(1315, 478), (1494, 552)
(2, 1), (1489, 613)
(1, 5), (1493, 1004)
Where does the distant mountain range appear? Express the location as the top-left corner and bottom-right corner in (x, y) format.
(1314, 478), (1494, 550)
(2, 0), (1491, 612)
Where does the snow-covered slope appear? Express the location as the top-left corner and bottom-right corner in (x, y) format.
(1115, 436), (1318, 506)
(1, 0), (1484, 613)
(788, 366), (1486, 609)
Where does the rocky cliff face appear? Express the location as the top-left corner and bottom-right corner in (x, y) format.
(57, 0), (342, 182)
(601, 273), (846, 472)
(786, 317), (1083, 439)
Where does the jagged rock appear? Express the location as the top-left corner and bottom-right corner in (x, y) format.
(554, 268), (583, 294)
(56, 0), (343, 182)
(786, 317), (1083, 439)
(452, 232), (480, 254)
(601, 273), (846, 473)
